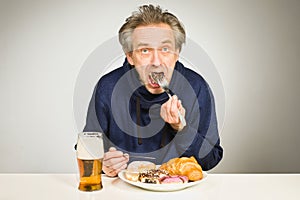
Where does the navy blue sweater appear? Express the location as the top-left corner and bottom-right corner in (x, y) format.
(84, 60), (223, 170)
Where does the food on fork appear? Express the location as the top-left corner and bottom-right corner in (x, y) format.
(149, 72), (164, 83)
(125, 161), (156, 182)
(159, 156), (203, 181)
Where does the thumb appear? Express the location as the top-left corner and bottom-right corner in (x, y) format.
(109, 147), (117, 152)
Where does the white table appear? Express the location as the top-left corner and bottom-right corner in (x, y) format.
(0, 173), (299, 200)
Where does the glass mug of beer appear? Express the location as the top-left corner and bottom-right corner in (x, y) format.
(76, 132), (104, 191)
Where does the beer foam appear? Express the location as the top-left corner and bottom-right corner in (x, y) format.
(77, 137), (104, 159)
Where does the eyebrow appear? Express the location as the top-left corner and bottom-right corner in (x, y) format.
(161, 39), (173, 45)
(136, 43), (150, 48)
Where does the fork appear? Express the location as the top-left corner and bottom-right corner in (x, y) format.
(151, 73), (187, 127)
(123, 154), (156, 160)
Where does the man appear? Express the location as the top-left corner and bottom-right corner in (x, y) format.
(84, 4), (223, 177)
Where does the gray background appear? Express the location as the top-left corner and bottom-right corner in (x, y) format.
(1, 0), (299, 173)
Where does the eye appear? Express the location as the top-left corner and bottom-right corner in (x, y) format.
(161, 47), (169, 52)
(141, 48), (149, 54)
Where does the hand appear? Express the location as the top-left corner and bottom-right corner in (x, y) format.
(160, 95), (186, 131)
(102, 147), (129, 177)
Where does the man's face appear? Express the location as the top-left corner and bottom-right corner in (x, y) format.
(126, 23), (179, 94)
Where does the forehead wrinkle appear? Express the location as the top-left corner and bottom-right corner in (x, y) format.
(132, 27), (175, 45)
(135, 39), (174, 48)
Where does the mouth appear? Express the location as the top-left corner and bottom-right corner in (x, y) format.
(148, 72), (164, 88)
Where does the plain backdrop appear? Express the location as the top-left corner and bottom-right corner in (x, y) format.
(1, 0), (299, 173)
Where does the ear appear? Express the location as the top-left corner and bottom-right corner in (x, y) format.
(126, 53), (134, 66)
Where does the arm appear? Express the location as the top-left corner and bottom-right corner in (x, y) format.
(174, 81), (223, 170)
(83, 81), (130, 177)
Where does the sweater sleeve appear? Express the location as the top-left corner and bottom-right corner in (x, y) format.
(83, 80), (113, 152)
(83, 84), (102, 133)
(175, 81), (223, 171)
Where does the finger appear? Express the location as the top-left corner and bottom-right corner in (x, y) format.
(170, 96), (179, 116)
(104, 159), (128, 177)
(162, 101), (174, 122)
(104, 150), (124, 161)
(111, 159), (128, 170)
(106, 168), (118, 177)
(102, 165), (116, 177)
(172, 95), (178, 101)
(168, 96), (180, 122)
(177, 100), (185, 115)
(178, 99), (182, 109)
(104, 155), (128, 166)
(169, 96), (178, 116)
(107, 163), (127, 177)
(118, 163), (128, 174)
(123, 153), (129, 159)
(109, 147), (117, 151)
(180, 107), (186, 117)
(164, 98), (172, 114)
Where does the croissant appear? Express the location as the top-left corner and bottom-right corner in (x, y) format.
(159, 156), (203, 181)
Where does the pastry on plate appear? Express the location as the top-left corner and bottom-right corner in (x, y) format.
(125, 161), (156, 182)
(159, 156), (203, 181)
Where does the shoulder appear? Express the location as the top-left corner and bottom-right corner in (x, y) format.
(97, 67), (124, 89)
(179, 65), (209, 92)
(179, 65), (214, 107)
(93, 67), (126, 100)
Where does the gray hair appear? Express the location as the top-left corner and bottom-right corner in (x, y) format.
(119, 5), (186, 53)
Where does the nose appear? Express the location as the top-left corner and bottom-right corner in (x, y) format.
(150, 49), (162, 66)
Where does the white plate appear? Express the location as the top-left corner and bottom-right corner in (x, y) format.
(118, 170), (207, 192)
